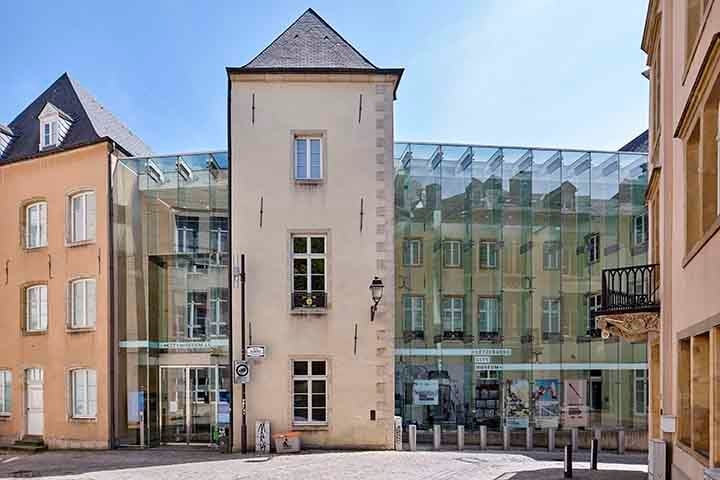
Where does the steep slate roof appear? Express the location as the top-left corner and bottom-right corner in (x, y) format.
(1, 73), (151, 164)
(242, 8), (377, 69)
(619, 130), (649, 153)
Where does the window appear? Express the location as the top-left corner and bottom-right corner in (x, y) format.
(403, 296), (424, 332)
(0, 370), (10, 415)
(441, 297), (464, 334)
(26, 285), (48, 332)
(209, 288), (228, 337)
(292, 360), (327, 424)
(443, 240), (462, 267)
(175, 216), (199, 253)
(686, 0), (704, 63)
(295, 137), (322, 181)
(633, 214), (648, 246)
(71, 369), (97, 418)
(292, 235), (327, 309)
(70, 192), (96, 243)
(478, 297), (499, 333)
(70, 278), (96, 329)
(587, 234), (600, 264)
(543, 241), (560, 270)
(402, 239), (423, 266)
(479, 241), (498, 269)
(186, 292), (207, 338)
(25, 202), (47, 248)
(210, 217), (229, 264)
(587, 293), (601, 331)
(634, 369), (648, 416)
(542, 298), (560, 334)
(40, 120), (57, 148)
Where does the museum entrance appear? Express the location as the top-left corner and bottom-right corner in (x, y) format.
(159, 366), (230, 445)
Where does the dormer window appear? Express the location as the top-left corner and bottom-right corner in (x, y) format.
(37, 102), (72, 151)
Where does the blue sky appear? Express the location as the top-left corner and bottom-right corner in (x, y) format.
(0, 1), (648, 154)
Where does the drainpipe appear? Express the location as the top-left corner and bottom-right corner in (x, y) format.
(107, 140), (116, 448)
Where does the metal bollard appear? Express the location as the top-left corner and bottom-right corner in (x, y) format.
(564, 444), (573, 478)
(409, 424), (417, 451)
(526, 426), (533, 450)
(548, 428), (555, 451)
(571, 428), (578, 451)
(503, 426), (510, 450)
(433, 424), (441, 450)
(480, 425), (487, 450)
(590, 438), (599, 470)
(457, 425), (464, 451)
(593, 428), (602, 453)
(617, 429), (625, 454)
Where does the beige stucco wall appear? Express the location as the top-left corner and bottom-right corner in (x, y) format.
(0, 142), (112, 448)
(230, 73), (397, 449)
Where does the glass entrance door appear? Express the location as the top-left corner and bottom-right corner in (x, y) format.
(160, 366), (218, 444)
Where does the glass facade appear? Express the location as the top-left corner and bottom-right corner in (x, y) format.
(393, 143), (649, 439)
(112, 152), (230, 446)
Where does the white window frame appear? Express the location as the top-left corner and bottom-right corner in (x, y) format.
(292, 360), (328, 425)
(479, 241), (498, 269)
(71, 369), (97, 419)
(443, 240), (462, 267)
(175, 216), (199, 253)
(588, 233), (600, 264)
(403, 239), (423, 266)
(25, 201), (47, 249)
(209, 287), (228, 337)
(26, 284), (48, 332)
(186, 291), (207, 339)
(40, 119), (58, 148)
(0, 370), (11, 415)
(633, 214), (648, 246)
(634, 369), (648, 416)
(210, 216), (229, 264)
(292, 235), (327, 299)
(478, 297), (499, 333)
(442, 297), (464, 333)
(403, 295), (424, 332)
(588, 293), (602, 331)
(543, 241), (561, 270)
(70, 191), (96, 243)
(294, 137), (323, 181)
(542, 298), (561, 334)
(70, 278), (96, 329)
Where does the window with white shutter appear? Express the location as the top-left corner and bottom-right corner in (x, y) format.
(70, 278), (96, 329)
(25, 202), (47, 248)
(69, 192), (96, 243)
(26, 284), (48, 332)
(71, 369), (97, 418)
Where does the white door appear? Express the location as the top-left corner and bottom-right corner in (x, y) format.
(25, 368), (43, 436)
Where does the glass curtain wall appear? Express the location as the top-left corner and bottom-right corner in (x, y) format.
(113, 152), (230, 446)
(394, 143), (648, 443)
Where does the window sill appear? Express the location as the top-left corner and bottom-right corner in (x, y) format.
(66, 240), (96, 248)
(292, 423), (328, 431)
(0, 413), (11, 420)
(23, 330), (48, 336)
(66, 327), (96, 334)
(294, 179), (324, 186)
(402, 264), (423, 268)
(443, 265), (463, 269)
(683, 214), (720, 268)
(290, 308), (328, 316)
(69, 416), (97, 424)
(24, 245), (48, 252)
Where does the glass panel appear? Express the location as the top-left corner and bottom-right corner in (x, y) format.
(161, 368), (187, 443)
(293, 236), (307, 254)
(310, 139), (321, 179)
(293, 361), (308, 376)
(310, 237), (325, 254)
(311, 361), (326, 376)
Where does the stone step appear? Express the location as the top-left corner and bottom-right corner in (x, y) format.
(9, 443), (46, 453)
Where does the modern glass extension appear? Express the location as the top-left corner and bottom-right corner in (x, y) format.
(112, 152), (230, 446)
(393, 143), (649, 440)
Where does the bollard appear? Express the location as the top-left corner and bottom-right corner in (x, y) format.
(564, 444), (573, 478)
(593, 428), (602, 453)
(590, 438), (599, 470)
(480, 425), (487, 450)
(526, 426), (533, 450)
(457, 425), (465, 451)
(409, 424), (417, 451)
(617, 429), (625, 454)
(503, 426), (510, 450)
(571, 428), (578, 451)
(433, 424), (441, 450)
(548, 427), (555, 451)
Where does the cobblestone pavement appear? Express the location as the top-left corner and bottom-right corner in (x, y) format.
(0, 448), (648, 479)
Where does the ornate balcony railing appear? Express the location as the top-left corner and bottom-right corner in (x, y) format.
(597, 264), (660, 316)
(292, 291), (327, 309)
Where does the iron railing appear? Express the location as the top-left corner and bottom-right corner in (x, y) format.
(598, 264), (660, 315)
(292, 291), (327, 309)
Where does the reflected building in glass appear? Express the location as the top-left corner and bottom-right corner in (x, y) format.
(393, 143), (649, 437)
(112, 152), (230, 446)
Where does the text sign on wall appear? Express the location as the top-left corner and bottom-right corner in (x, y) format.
(246, 345), (266, 358)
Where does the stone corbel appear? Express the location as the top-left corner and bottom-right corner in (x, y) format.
(596, 312), (660, 343)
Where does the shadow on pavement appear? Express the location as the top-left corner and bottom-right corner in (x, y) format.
(501, 468), (647, 479)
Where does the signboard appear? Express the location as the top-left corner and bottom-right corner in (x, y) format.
(233, 360), (250, 384)
(532, 379), (560, 428)
(561, 379), (588, 427)
(247, 345), (266, 359)
(504, 379), (530, 428)
(412, 379), (439, 405)
(474, 364), (503, 371)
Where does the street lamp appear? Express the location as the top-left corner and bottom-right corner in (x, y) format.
(369, 276), (384, 322)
